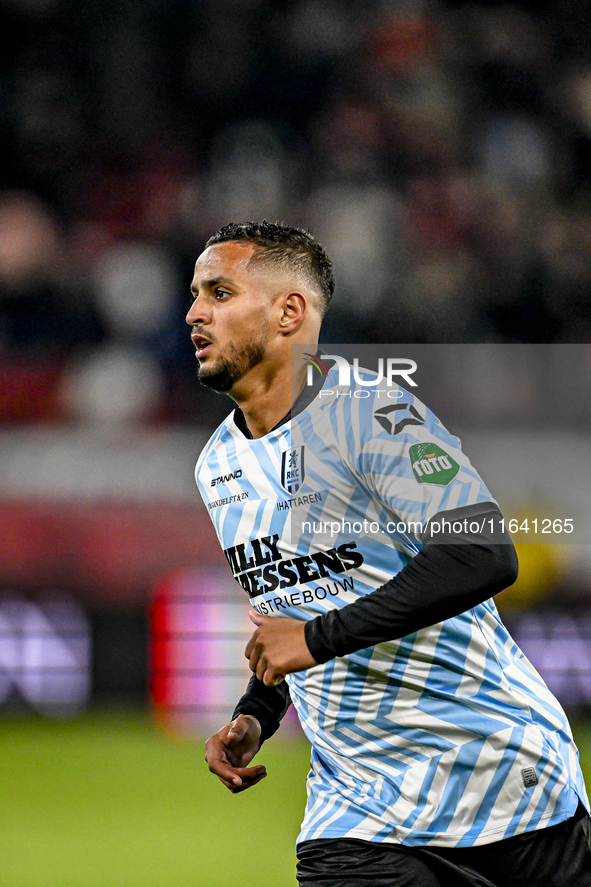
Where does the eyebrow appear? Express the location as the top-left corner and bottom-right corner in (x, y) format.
(190, 275), (236, 294)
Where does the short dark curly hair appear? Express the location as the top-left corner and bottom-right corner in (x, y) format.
(205, 220), (334, 317)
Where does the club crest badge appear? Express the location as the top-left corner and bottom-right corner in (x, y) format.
(281, 446), (305, 494)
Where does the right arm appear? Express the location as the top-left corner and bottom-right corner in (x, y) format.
(231, 671), (292, 738)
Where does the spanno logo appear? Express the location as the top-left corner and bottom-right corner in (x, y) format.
(211, 469), (243, 487)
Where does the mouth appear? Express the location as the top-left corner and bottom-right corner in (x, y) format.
(191, 334), (214, 360)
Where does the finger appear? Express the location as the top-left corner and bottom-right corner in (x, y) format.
(228, 768), (267, 793)
(264, 675), (284, 687)
(221, 765), (267, 792)
(249, 609), (265, 626)
(244, 631), (257, 660)
(261, 664), (285, 687)
(249, 640), (263, 673)
(235, 764), (267, 781)
(255, 654), (267, 683)
(206, 757), (245, 786)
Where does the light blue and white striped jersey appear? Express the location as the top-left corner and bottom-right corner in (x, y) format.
(196, 362), (588, 848)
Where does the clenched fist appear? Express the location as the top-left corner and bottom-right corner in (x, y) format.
(245, 610), (317, 686)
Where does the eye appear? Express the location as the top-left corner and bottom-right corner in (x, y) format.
(214, 288), (230, 300)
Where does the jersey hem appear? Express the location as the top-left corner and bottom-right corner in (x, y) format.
(297, 795), (581, 849)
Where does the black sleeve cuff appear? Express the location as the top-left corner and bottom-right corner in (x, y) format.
(231, 673), (292, 742)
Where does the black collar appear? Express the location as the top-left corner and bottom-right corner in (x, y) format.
(233, 355), (330, 439)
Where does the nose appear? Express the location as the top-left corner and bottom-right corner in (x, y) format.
(186, 293), (209, 326)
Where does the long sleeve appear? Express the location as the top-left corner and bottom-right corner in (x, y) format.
(305, 502), (518, 663)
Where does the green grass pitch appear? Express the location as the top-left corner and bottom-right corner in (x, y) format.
(0, 711), (590, 887)
(0, 711), (310, 887)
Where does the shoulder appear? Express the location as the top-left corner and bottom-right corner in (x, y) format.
(320, 365), (477, 479)
(315, 361), (433, 447)
(196, 411), (238, 475)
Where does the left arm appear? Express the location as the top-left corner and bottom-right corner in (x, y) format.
(246, 502), (518, 685)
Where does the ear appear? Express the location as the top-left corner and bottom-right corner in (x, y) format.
(278, 291), (307, 335)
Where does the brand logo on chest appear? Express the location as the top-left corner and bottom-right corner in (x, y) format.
(211, 469), (243, 487)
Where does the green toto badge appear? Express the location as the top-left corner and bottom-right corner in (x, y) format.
(409, 442), (459, 485)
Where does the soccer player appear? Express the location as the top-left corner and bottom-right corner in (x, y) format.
(188, 221), (591, 886)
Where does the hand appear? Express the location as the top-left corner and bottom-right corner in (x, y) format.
(245, 610), (317, 686)
(204, 714), (267, 793)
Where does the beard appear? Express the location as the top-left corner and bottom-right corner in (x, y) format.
(197, 336), (267, 392)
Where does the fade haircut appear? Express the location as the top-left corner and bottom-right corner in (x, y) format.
(205, 220), (334, 317)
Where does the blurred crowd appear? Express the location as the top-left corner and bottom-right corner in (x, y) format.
(1, 0), (591, 427)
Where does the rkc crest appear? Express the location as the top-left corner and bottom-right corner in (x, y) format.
(281, 446), (305, 494)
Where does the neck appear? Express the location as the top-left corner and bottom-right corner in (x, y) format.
(231, 359), (309, 438)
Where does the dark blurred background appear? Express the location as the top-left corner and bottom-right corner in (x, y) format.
(0, 0), (590, 725)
